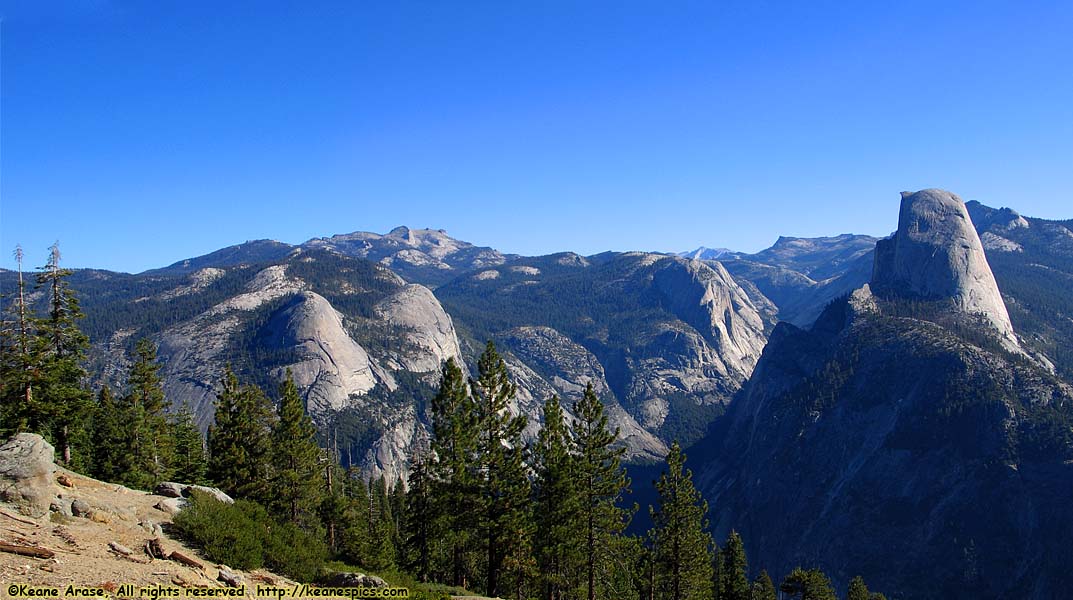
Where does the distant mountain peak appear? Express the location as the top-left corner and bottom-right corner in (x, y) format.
(677, 246), (735, 261)
(872, 188), (1020, 349)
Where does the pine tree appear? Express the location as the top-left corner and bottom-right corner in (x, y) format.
(718, 531), (749, 600)
(0, 244), (37, 437)
(169, 406), (208, 484)
(470, 341), (531, 598)
(428, 357), (480, 589)
(649, 441), (714, 600)
(846, 575), (885, 600)
(27, 243), (93, 467)
(533, 395), (584, 600)
(573, 382), (632, 600)
(367, 476), (398, 570)
(779, 568), (836, 600)
(207, 367), (275, 501)
(270, 371), (323, 525)
(90, 386), (128, 482)
(340, 470), (373, 566)
(404, 450), (435, 582)
(120, 339), (173, 488)
(750, 570), (776, 600)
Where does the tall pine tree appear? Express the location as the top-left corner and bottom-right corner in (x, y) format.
(90, 385), (127, 482)
(718, 531), (749, 600)
(31, 243), (93, 467)
(120, 339), (173, 488)
(573, 383), (632, 600)
(169, 406), (208, 484)
(270, 371), (323, 525)
(404, 450), (435, 582)
(470, 341), (531, 598)
(533, 394), (584, 600)
(207, 367), (275, 502)
(750, 570), (776, 600)
(428, 357), (480, 589)
(649, 441), (713, 600)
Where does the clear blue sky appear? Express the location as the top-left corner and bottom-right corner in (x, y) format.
(2, 0), (1071, 273)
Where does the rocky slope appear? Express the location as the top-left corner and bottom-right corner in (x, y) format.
(692, 190), (1073, 599)
(304, 226), (515, 286)
(0, 434), (301, 589)
(716, 234), (878, 327)
(437, 251), (774, 447)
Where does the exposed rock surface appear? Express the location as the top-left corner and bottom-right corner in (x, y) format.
(438, 252), (774, 448)
(0, 434), (57, 517)
(374, 284), (464, 373)
(304, 226), (516, 286)
(497, 326), (667, 460)
(720, 235), (877, 327)
(872, 189), (1019, 349)
(266, 291), (393, 414)
(694, 291), (1073, 600)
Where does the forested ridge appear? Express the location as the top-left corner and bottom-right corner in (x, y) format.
(0, 246), (885, 599)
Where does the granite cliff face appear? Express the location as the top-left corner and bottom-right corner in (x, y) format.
(692, 190), (1073, 599)
(437, 251), (774, 447)
(872, 189), (1019, 349)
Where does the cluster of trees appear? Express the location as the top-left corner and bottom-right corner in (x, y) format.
(402, 342), (887, 600)
(1, 246), (886, 598)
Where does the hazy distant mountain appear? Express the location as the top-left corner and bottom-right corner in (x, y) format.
(677, 246), (735, 261)
(303, 226), (517, 286)
(436, 251), (775, 450)
(693, 190), (1073, 599)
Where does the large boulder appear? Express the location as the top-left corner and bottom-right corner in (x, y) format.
(0, 433), (58, 517)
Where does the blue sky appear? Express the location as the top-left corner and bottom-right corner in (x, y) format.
(1, 0), (1071, 273)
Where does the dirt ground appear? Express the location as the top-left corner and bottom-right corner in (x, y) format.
(0, 467), (292, 597)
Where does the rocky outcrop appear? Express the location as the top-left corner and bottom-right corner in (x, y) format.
(653, 258), (768, 375)
(872, 189), (1019, 349)
(695, 292), (1073, 600)
(304, 226), (514, 286)
(374, 284), (464, 373)
(266, 291), (394, 414)
(0, 434), (57, 517)
(498, 326), (667, 460)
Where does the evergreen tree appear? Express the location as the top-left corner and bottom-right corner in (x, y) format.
(367, 476), (398, 570)
(340, 469), (373, 566)
(648, 441), (713, 600)
(718, 531), (749, 600)
(779, 568), (836, 600)
(0, 244), (37, 437)
(573, 382), (632, 600)
(846, 575), (885, 600)
(270, 371), (323, 525)
(207, 367), (275, 501)
(90, 385), (127, 482)
(470, 341), (531, 598)
(120, 339), (173, 488)
(428, 357), (480, 589)
(30, 243), (93, 466)
(533, 395), (584, 600)
(169, 406), (208, 484)
(750, 570), (776, 600)
(404, 450), (435, 582)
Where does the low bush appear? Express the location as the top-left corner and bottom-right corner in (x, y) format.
(173, 491), (327, 581)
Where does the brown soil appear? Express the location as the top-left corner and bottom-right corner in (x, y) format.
(0, 467), (293, 595)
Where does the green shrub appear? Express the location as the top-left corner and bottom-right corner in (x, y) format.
(173, 491), (327, 581)
(174, 492), (265, 570)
